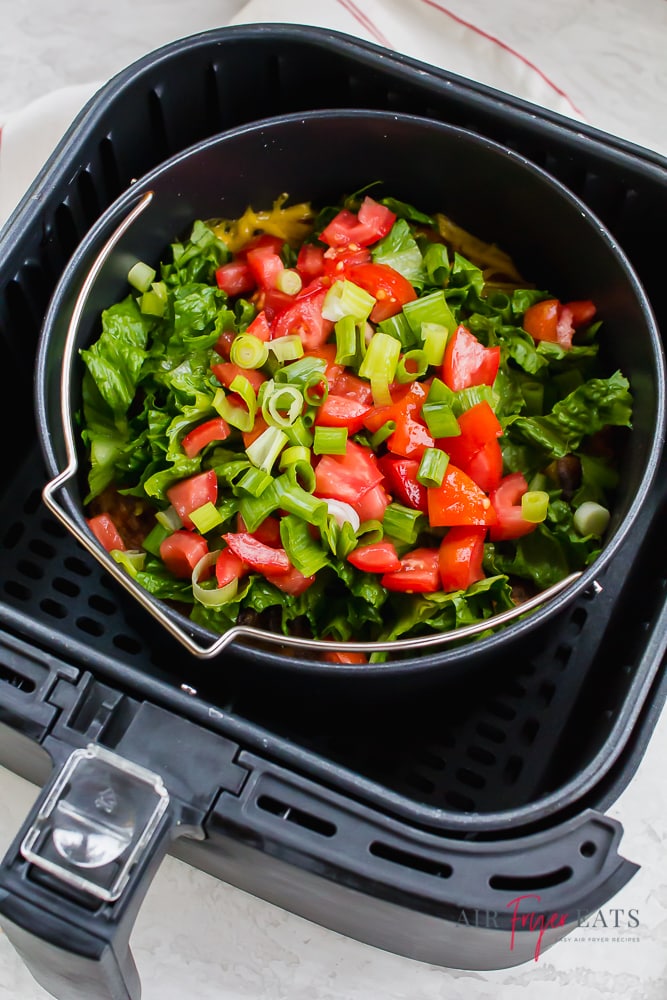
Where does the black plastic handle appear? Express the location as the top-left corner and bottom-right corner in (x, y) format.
(0, 746), (177, 1000)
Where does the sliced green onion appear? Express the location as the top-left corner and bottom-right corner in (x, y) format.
(284, 417), (313, 449)
(275, 269), (303, 296)
(369, 420), (396, 450)
(403, 290), (457, 335)
(303, 376), (328, 407)
(334, 315), (360, 366)
(269, 335), (304, 363)
(313, 426), (348, 455)
(521, 490), (550, 524)
(262, 383), (304, 428)
(238, 481), (280, 532)
(279, 514), (329, 576)
(279, 452), (315, 492)
(359, 332), (400, 407)
(275, 355), (327, 388)
(378, 312), (418, 349)
(246, 425), (289, 473)
(213, 375), (257, 433)
(230, 333), (269, 370)
(192, 551), (238, 608)
(156, 505), (182, 532)
(382, 503), (425, 546)
(395, 349), (429, 383)
(140, 283), (167, 317)
(111, 549), (146, 579)
(422, 400), (459, 438)
(280, 445), (311, 468)
(573, 501), (611, 537)
(420, 322), (449, 366)
(189, 501), (224, 534)
(142, 521), (171, 557)
(236, 466), (273, 498)
(273, 473), (327, 526)
(417, 447), (449, 487)
(453, 384), (499, 415)
(127, 260), (156, 293)
(323, 498), (361, 532)
(322, 278), (375, 322)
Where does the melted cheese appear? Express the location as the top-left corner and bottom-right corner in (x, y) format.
(210, 193), (315, 252)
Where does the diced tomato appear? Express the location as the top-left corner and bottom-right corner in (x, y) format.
(442, 325), (501, 391)
(222, 532), (291, 575)
(262, 287), (297, 321)
(378, 454), (428, 512)
(565, 299), (596, 328)
(215, 547), (246, 588)
(437, 401), (504, 491)
(246, 246), (285, 290)
(315, 394), (373, 434)
(323, 649), (368, 664)
(87, 513), (126, 552)
(245, 310), (271, 341)
(329, 370), (374, 405)
(438, 526), (487, 592)
(160, 530), (209, 579)
(314, 440), (384, 504)
(522, 298), (585, 350)
(347, 262), (418, 323)
(271, 284), (334, 350)
(166, 469), (218, 530)
(351, 482), (392, 523)
(296, 243), (326, 283)
(347, 540), (401, 573)
(215, 260), (256, 296)
(240, 514), (282, 548)
(214, 329), (236, 360)
(465, 438), (504, 493)
(302, 342), (344, 384)
(264, 565), (316, 595)
(368, 381), (433, 460)
(211, 361), (267, 393)
(235, 233), (286, 258)
(427, 464), (497, 527)
(487, 472), (538, 542)
(381, 547), (441, 593)
(323, 244), (372, 278)
(319, 197), (396, 248)
(242, 413), (269, 450)
(181, 417), (231, 458)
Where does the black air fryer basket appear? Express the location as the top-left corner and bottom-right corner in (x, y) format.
(0, 24), (666, 1000)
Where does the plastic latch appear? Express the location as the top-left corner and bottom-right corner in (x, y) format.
(19, 744), (169, 903)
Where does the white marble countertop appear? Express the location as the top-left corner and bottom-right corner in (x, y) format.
(0, 1), (666, 998)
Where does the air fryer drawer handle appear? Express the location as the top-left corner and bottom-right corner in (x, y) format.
(0, 744), (178, 1000)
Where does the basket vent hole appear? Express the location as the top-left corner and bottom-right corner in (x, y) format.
(369, 841), (452, 879)
(456, 767), (485, 790)
(0, 663), (35, 693)
(112, 633), (143, 656)
(64, 556), (93, 577)
(555, 644), (572, 670)
(29, 538), (57, 559)
(42, 518), (67, 539)
(503, 754), (524, 785)
(17, 559), (43, 581)
(2, 521), (25, 550)
(489, 865), (572, 892)
(520, 718), (540, 746)
(256, 795), (336, 838)
(88, 594), (117, 616)
(487, 699), (516, 722)
(579, 840), (597, 858)
(418, 749), (447, 771)
(54, 202), (79, 258)
(53, 576), (80, 598)
(444, 789), (475, 811)
(76, 616), (105, 638)
(40, 598), (68, 620)
(467, 744), (496, 767)
(537, 681), (557, 708)
(404, 770), (436, 794)
(475, 721), (506, 744)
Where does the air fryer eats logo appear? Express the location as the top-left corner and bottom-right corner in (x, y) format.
(456, 894), (640, 961)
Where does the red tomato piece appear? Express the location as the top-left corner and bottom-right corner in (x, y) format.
(264, 565), (316, 595)
(438, 525), (487, 592)
(522, 298), (580, 349)
(215, 547), (246, 588)
(211, 361), (267, 394)
(319, 196), (396, 247)
(378, 454), (429, 513)
(235, 233), (286, 258)
(215, 260), (256, 296)
(166, 469), (218, 530)
(181, 417), (231, 458)
(381, 547), (441, 593)
(352, 482), (392, 523)
(565, 299), (596, 328)
(323, 649), (369, 664)
(347, 540), (401, 573)
(323, 244), (372, 278)
(296, 243), (326, 283)
(302, 342), (344, 384)
(222, 532), (291, 576)
(262, 287), (297, 321)
(357, 196), (397, 236)
(329, 370), (374, 405)
(245, 310), (271, 341)
(160, 531), (209, 579)
(488, 472), (538, 542)
(214, 329), (236, 360)
(347, 262), (418, 322)
(377, 381), (434, 460)
(242, 413), (269, 450)
(314, 440), (384, 504)
(465, 438), (504, 493)
(271, 285), (334, 350)
(87, 513), (126, 552)
(442, 325), (501, 391)
(315, 394), (373, 434)
(437, 401), (503, 491)
(427, 464), (497, 527)
(246, 247), (285, 290)
(241, 514), (283, 548)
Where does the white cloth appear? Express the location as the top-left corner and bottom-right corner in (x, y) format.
(0, 0), (585, 229)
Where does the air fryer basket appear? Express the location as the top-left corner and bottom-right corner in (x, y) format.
(0, 24), (666, 1000)
(35, 107), (664, 671)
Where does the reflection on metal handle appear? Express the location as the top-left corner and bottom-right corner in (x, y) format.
(42, 191), (583, 661)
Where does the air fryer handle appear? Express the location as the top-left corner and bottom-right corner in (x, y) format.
(0, 744), (178, 1000)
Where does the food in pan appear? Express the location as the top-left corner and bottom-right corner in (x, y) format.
(79, 189), (633, 656)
